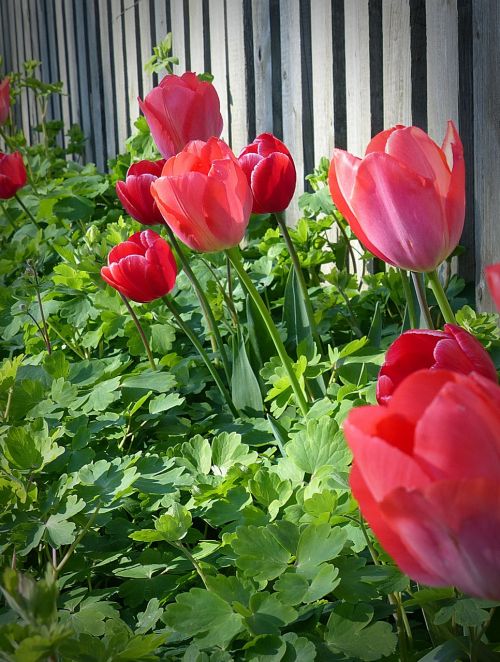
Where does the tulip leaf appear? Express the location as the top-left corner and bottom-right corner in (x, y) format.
(283, 267), (314, 359)
(231, 333), (264, 414)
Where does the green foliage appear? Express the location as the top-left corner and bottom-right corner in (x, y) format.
(0, 55), (498, 662)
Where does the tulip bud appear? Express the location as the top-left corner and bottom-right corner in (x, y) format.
(377, 324), (497, 405)
(0, 152), (27, 199)
(485, 263), (500, 311)
(151, 137), (253, 253)
(138, 72), (223, 159)
(238, 133), (296, 214)
(328, 121), (465, 272)
(116, 159), (166, 225)
(101, 230), (177, 303)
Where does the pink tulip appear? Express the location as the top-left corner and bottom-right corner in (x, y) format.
(376, 324), (497, 405)
(151, 138), (253, 253)
(485, 263), (500, 311)
(0, 78), (9, 125)
(345, 369), (500, 599)
(138, 72), (223, 160)
(101, 230), (177, 303)
(116, 159), (166, 225)
(0, 152), (27, 199)
(328, 121), (465, 272)
(238, 133), (296, 214)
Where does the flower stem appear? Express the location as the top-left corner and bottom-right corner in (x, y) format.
(163, 296), (239, 419)
(119, 293), (156, 370)
(172, 541), (209, 590)
(398, 269), (418, 328)
(411, 272), (434, 329)
(55, 504), (101, 575)
(162, 224), (232, 385)
(14, 193), (41, 229)
(274, 212), (324, 352)
(226, 246), (309, 417)
(426, 269), (456, 324)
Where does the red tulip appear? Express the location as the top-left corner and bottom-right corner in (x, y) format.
(345, 369), (500, 599)
(486, 263), (500, 311)
(138, 72), (223, 160)
(0, 77), (10, 125)
(0, 152), (27, 199)
(101, 230), (177, 303)
(328, 121), (465, 272)
(377, 324), (497, 405)
(238, 133), (296, 214)
(116, 159), (166, 225)
(151, 137), (253, 253)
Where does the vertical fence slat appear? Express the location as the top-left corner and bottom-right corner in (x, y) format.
(110, 0), (128, 151)
(170, 0), (187, 73)
(62, 0), (78, 129)
(344, 0), (371, 156)
(383, 0), (411, 127)
(138, 0), (153, 98)
(426, 0), (458, 139)
(54, 0), (71, 148)
(86, 2), (105, 168)
(251, 0), (273, 135)
(226, 0), (248, 153)
(8, 0), (22, 129)
(310, 0), (334, 164)
(154, 0), (169, 49)
(98, 0), (117, 160)
(21, 0), (37, 135)
(473, 0), (500, 311)
(208, 0), (229, 142)
(280, 0), (302, 222)
(72, 0), (93, 161)
(189, 0), (205, 73)
(123, 0), (140, 135)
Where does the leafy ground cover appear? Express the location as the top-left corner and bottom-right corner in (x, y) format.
(0, 57), (500, 661)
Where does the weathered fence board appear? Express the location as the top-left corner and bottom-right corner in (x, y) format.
(0, 0), (499, 307)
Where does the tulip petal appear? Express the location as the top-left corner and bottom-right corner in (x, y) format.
(442, 121), (465, 250)
(128, 159), (165, 177)
(365, 125), (404, 154)
(486, 263), (500, 311)
(434, 324), (497, 382)
(249, 152), (296, 214)
(385, 126), (451, 199)
(414, 375), (500, 479)
(350, 152), (449, 271)
(388, 369), (458, 426)
(350, 465), (439, 585)
(328, 150), (389, 262)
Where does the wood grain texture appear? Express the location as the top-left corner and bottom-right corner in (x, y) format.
(170, 0), (186, 73)
(252, 0), (273, 135)
(280, 0), (303, 223)
(208, 0), (229, 142)
(189, 0), (205, 74)
(226, 0), (248, 153)
(426, 0), (458, 140)
(383, 0), (412, 127)
(310, 0), (334, 164)
(473, 0), (500, 311)
(344, 0), (371, 156)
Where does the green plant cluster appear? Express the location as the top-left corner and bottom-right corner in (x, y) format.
(0, 61), (500, 662)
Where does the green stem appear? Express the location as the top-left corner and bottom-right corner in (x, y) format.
(411, 272), (434, 329)
(46, 320), (86, 360)
(0, 200), (17, 231)
(199, 255), (238, 328)
(14, 193), (41, 229)
(31, 266), (52, 354)
(119, 293), (156, 370)
(173, 541), (209, 590)
(163, 296), (239, 419)
(427, 269), (456, 324)
(226, 246), (309, 417)
(398, 269), (418, 328)
(55, 504), (101, 575)
(162, 224), (232, 385)
(274, 212), (324, 352)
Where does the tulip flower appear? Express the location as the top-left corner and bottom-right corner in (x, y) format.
(0, 151), (27, 199)
(101, 229), (177, 303)
(328, 121), (465, 272)
(377, 324), (497, 405)
(238, 133), (296, 214)
(0, 77), (10, 125)
(486, 263), (500, 311)
(138, 72), (223, 160)
(151, 137), (253, 252)
(116, 159), (166, 225)
(345, 369), (500, 599)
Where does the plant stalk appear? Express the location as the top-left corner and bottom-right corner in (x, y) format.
(173, 541), (209, 590)
(162, 224), (231, 384)
(163, 296), (239, 418)
(398, 269), (418, 328)
(226, 246), (309, 417)
(14, 193), (41, 229)
(119, 293), (156, 370)
(411, 272), (434, 329)
(274, 212), (324, 352)
(427, 269), (456, 324)
(55, 505), (101, 575)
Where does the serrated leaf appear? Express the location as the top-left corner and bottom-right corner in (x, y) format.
(285, 416), (350, 475)
(211, 432), (258, 474)
(295, 524), (347, 574)
(232, 521), (298, 582)
(154, 503), (192, 542)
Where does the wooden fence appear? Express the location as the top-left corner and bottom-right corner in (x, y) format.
(0, 0), (499, 309)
